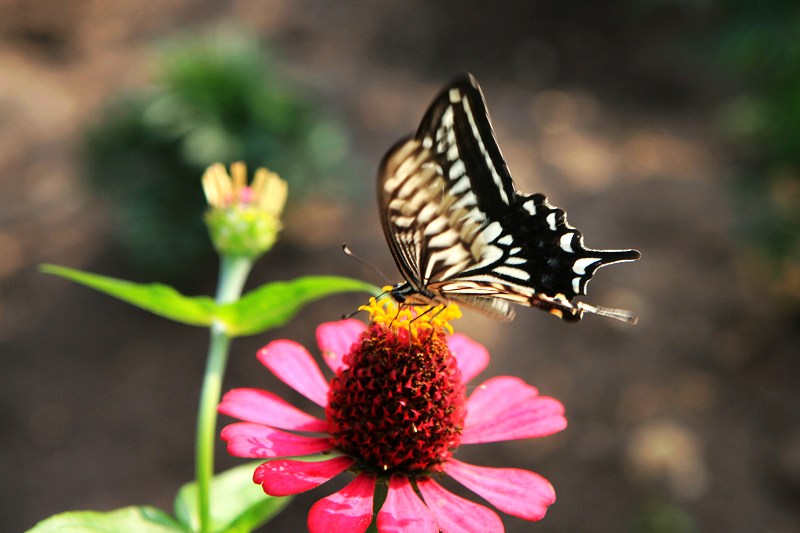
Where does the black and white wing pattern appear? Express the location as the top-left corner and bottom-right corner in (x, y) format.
(378, 74), (641, 322)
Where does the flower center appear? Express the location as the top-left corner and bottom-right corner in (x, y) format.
(326, 322), (466, 476)
(360, 291), (462, 336)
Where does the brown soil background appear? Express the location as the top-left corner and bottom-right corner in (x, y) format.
(2, 1), (799, 532)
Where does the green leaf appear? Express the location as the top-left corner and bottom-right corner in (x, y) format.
(28, 506), (184, 532)
(174, 462), (291, 533)
(41, 265), (379, 336)
(217, 276), (379, 336)
(41, 264), (217, 327)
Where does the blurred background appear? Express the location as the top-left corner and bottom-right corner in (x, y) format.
(2, 1), (799, 532)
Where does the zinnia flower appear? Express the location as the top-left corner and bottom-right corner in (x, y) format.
(219, 297), (567, 532)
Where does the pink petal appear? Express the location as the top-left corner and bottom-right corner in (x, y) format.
(461, 376), (566, 444)
(220, 422), (332, 458)
(316, 319), (366, 374)
(447, 333), (489, 384)
(377, 476), (437, 533)
(444, 459), (556, 521)
(308, 473), (375, 533)
(461, 397), (566, 443)
(465, 377), (538, 420)
(257, 340), (330, 407)
(417, 478), (504, 533)
(218, 388), (328, 432)
(254, 455), (354, 496)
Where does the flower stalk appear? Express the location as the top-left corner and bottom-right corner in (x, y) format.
(195, 255), (253, 532)
(194, 162), (287, 533)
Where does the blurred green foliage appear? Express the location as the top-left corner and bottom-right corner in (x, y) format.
(630, 500), (696, 533)
(715, 1), (800, 305)
(83, 29), (351, 283)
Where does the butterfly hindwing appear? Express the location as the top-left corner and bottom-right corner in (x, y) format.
(503, 192), (641, 299)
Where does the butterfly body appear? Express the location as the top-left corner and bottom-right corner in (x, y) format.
(378, 74), (640, 322)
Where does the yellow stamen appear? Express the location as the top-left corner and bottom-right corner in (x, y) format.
(359, 287), (462, 336)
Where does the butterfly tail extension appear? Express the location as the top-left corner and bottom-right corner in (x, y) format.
(573, 247), (641, 294)
(592, 248), (642, 268)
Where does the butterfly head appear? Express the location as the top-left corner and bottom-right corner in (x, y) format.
(389, 282), (409, 303)
(390, 282), (450, 312)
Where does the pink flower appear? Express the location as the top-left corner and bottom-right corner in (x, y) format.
(219, 303), (567, 532)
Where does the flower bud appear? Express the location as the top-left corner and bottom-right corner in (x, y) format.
(202, 162), (288, 259)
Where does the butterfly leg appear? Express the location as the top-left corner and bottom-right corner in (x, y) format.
(407, 304), (450, 326)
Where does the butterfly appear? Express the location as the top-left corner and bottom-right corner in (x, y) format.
(376, 73), (640, 323)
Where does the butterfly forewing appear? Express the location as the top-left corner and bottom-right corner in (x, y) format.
(378, 74), (640, 322)
(415, 80), (517, 219)
(379, 139), (484, 288)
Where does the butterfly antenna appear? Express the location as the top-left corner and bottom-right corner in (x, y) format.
(342, 243), (393, 284)
(339, 275), (395, 322)
(340, 310), (359, 320)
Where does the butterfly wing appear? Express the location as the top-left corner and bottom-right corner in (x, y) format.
(378, 139), (484, 288)
(378, 74), (640, 322)
(415, 74), (517, 220)
(379, 139), (518, 321)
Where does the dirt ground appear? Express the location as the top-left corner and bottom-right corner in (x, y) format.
(2, 1), (799, 532)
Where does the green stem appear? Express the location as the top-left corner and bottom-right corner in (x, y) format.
(195, 255), (253, 533)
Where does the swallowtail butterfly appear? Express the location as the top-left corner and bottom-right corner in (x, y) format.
(378, 74), (640, 322)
